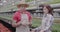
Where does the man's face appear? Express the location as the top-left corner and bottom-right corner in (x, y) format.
(20, 7), (26, 10)
(19, 7), (26, 12)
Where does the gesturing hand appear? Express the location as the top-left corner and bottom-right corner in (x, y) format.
(40, 30), (44, 32)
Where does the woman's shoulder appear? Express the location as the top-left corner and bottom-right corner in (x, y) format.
(47, 14), (54, 21)
(47, 14), (53, 17)
(47, 14), (54, 19)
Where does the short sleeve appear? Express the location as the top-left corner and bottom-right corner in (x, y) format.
(13, 12), (20, 22)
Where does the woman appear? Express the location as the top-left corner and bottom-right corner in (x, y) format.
(12, 4), (32, 32)
(32, 4), (54, 32)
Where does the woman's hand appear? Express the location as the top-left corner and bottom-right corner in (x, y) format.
(31, 29), (35, 32)
(40, 30), (44, 32)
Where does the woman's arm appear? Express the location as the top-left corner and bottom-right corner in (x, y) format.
(40, 15), (54, 32)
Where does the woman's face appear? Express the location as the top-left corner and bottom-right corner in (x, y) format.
(43, 7), (49, 14)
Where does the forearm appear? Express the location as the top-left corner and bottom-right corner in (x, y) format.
(41, 22), (52, 31)
(12, 20), (21, 27)
(41, 26), (50, 31)
(16, 21), (22, 26)
(12, 20), (16, 25)
(12, 20), (17, 27)
(29, 20), (32, 26)
(40, 25), (51, 32)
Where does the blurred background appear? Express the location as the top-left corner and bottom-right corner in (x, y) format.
(0, 0), (60, 32)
